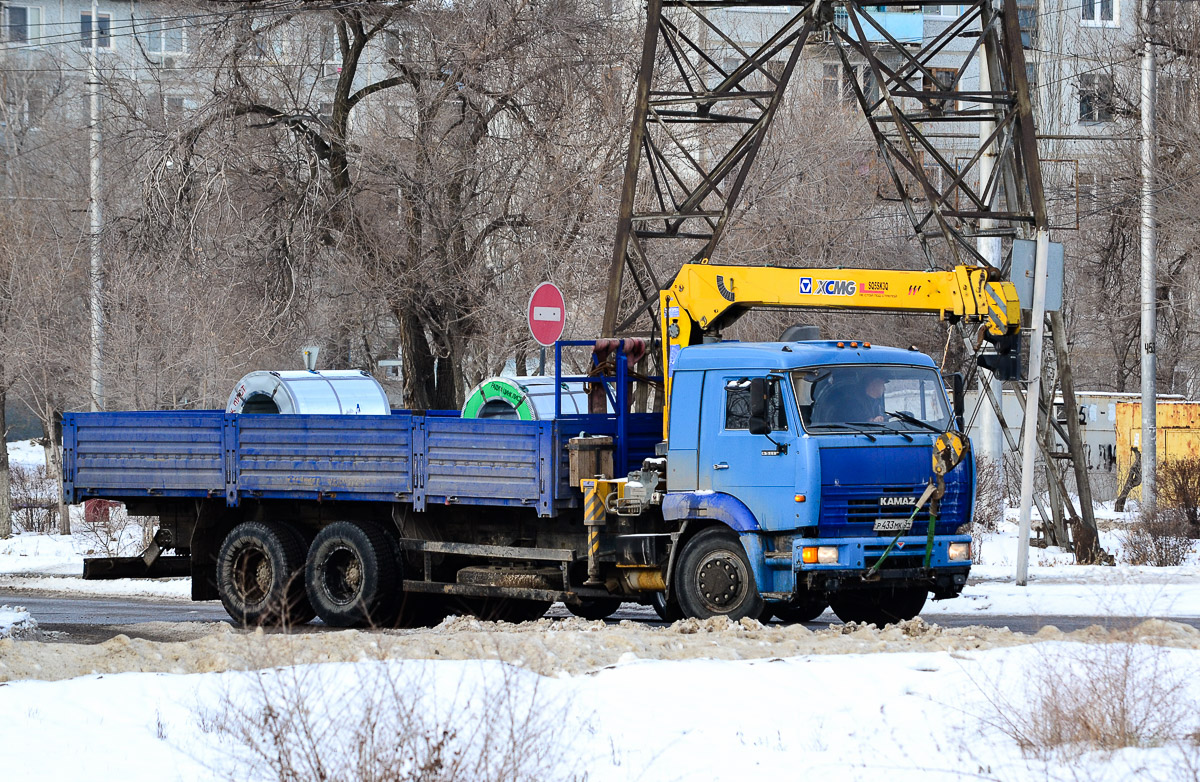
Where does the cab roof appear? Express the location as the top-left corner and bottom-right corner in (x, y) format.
(671, 340), (938, 372)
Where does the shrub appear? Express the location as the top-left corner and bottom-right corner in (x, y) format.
(1120, 508), (1194, 567)
(983, 642), (1196, 758)
(9, 463), (59, 534)
(1159, 456), (1200, 535)
(208, 656), (582, 782)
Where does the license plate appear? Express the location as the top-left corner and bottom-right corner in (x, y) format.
(873, 518), (913, 532)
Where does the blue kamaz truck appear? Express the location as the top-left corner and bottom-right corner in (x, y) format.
(64, 334), (975, 628)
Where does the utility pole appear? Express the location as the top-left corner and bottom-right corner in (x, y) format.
(1140, 0), (1157, 510)
(88, 0), (104, 411)
(976, 42), (1005, 492)
(1016, 229), (1051, 586)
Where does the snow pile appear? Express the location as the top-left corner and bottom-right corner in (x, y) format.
(0, 605), (37, 639)
(2, 614), (1198, 684)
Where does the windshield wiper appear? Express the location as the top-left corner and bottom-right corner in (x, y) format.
(808, 423), (877, 442)
(884, 410), (944, 434)
(846, 421), (913, 442)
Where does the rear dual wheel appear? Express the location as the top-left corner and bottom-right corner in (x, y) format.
(567, 598), (622, 621)
(305, 521), (401, 628)
(216, 521), (314, 627)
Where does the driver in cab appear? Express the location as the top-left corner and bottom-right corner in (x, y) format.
(836, 374), (887, 424)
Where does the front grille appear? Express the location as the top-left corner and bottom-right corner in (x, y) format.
(820, 482), (970, 536)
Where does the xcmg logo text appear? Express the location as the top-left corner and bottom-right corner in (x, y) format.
(799, 277), (857, 296)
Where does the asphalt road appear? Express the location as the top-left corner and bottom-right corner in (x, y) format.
(4, 588), (1195, 644)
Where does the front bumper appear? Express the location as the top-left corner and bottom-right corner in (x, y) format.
(793, 534), (972, 597)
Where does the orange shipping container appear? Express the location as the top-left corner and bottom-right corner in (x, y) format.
(1115, 401), (1200, 500)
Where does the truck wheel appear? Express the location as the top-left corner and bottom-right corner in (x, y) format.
(305, 521), (400, 628)
(216, 521), (310, 627)
(673, 527), (765, 621)
(650, 591), (685, 622)
(395, 594), (452, 628)
(773, 596), (828, 624)
(829, 587), (927, 627)
(456, 597), (551, 623)
(567, 598), (621, 620)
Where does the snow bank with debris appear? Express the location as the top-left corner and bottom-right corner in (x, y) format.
(0, 605), (37, 639)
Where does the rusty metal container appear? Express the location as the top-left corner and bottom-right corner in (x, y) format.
(1115, 401), (1200, 500)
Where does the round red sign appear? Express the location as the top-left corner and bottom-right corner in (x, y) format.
(527, 282), (566, 346)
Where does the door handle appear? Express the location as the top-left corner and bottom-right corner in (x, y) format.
(713, 462), (729, 470)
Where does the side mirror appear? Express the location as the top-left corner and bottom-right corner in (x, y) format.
(748, 377), (771, 435)
(942, 371), (965, 432)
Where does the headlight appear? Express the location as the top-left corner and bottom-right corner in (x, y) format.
(948, 542), (971, 561)
(802, 546), (839, 564)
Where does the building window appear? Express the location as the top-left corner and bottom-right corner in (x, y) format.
(924, 5), (961, 16)
(923, 67), (959, 114)
(144, 18), (185, 55)
(1017, 0), (1037, 47)
(166, 96), (185, 123)
(6, 5), (42, 44)
(1082, 0), (1116, 24)
(822, 63), (840, 102)
(81, 12), (112, 49)
(1158, 74), (1194, 124)
(1079, 73), (1114, 122)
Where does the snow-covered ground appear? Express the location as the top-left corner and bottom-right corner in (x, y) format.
(0, 640), (1197, 781)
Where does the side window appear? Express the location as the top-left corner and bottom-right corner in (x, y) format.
(724, 378), (788, 431)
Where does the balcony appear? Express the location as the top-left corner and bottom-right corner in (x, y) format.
(833, 7), (924, 45)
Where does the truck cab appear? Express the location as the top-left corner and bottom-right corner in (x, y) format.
(662, 340), (974, 624)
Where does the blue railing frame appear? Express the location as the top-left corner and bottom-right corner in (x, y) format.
(553, 339), (661, 474)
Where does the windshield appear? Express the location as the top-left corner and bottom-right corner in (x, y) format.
(791, 364), (952, 433)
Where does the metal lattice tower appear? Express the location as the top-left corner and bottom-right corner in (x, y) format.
(602, 0), (1101, 558)
(604, 0), (1048, 336)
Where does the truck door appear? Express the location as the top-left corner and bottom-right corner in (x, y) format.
(698, 372), (798, 531)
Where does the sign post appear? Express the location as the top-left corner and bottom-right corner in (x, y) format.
(528, 282), (566, 376)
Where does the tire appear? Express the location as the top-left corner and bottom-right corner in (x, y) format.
(305, 521), (400, 628)
(773, 595), (829, 624)
(673, 527), (765, 621)
(277, 524), (317, 625)
(650, 591), (684, 622)
(395, 594), (452, 629)
(567, 598), (621, 620)
(829, 587), (927, 626)
(456, 597), (552, 623)
(216, 521), (309, 627)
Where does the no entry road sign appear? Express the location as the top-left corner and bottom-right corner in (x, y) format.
(528, 282), (566, 346)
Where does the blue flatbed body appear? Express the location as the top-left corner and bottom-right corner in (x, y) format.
(62, 409), (662, 517)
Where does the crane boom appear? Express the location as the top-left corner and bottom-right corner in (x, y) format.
(658, 262), (1021, 431)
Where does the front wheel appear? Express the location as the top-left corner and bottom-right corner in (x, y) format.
(673, 527), (764, 621)
(829, 587), (927, 626)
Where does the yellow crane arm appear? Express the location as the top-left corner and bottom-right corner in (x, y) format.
(657, 263), (1021, 434)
